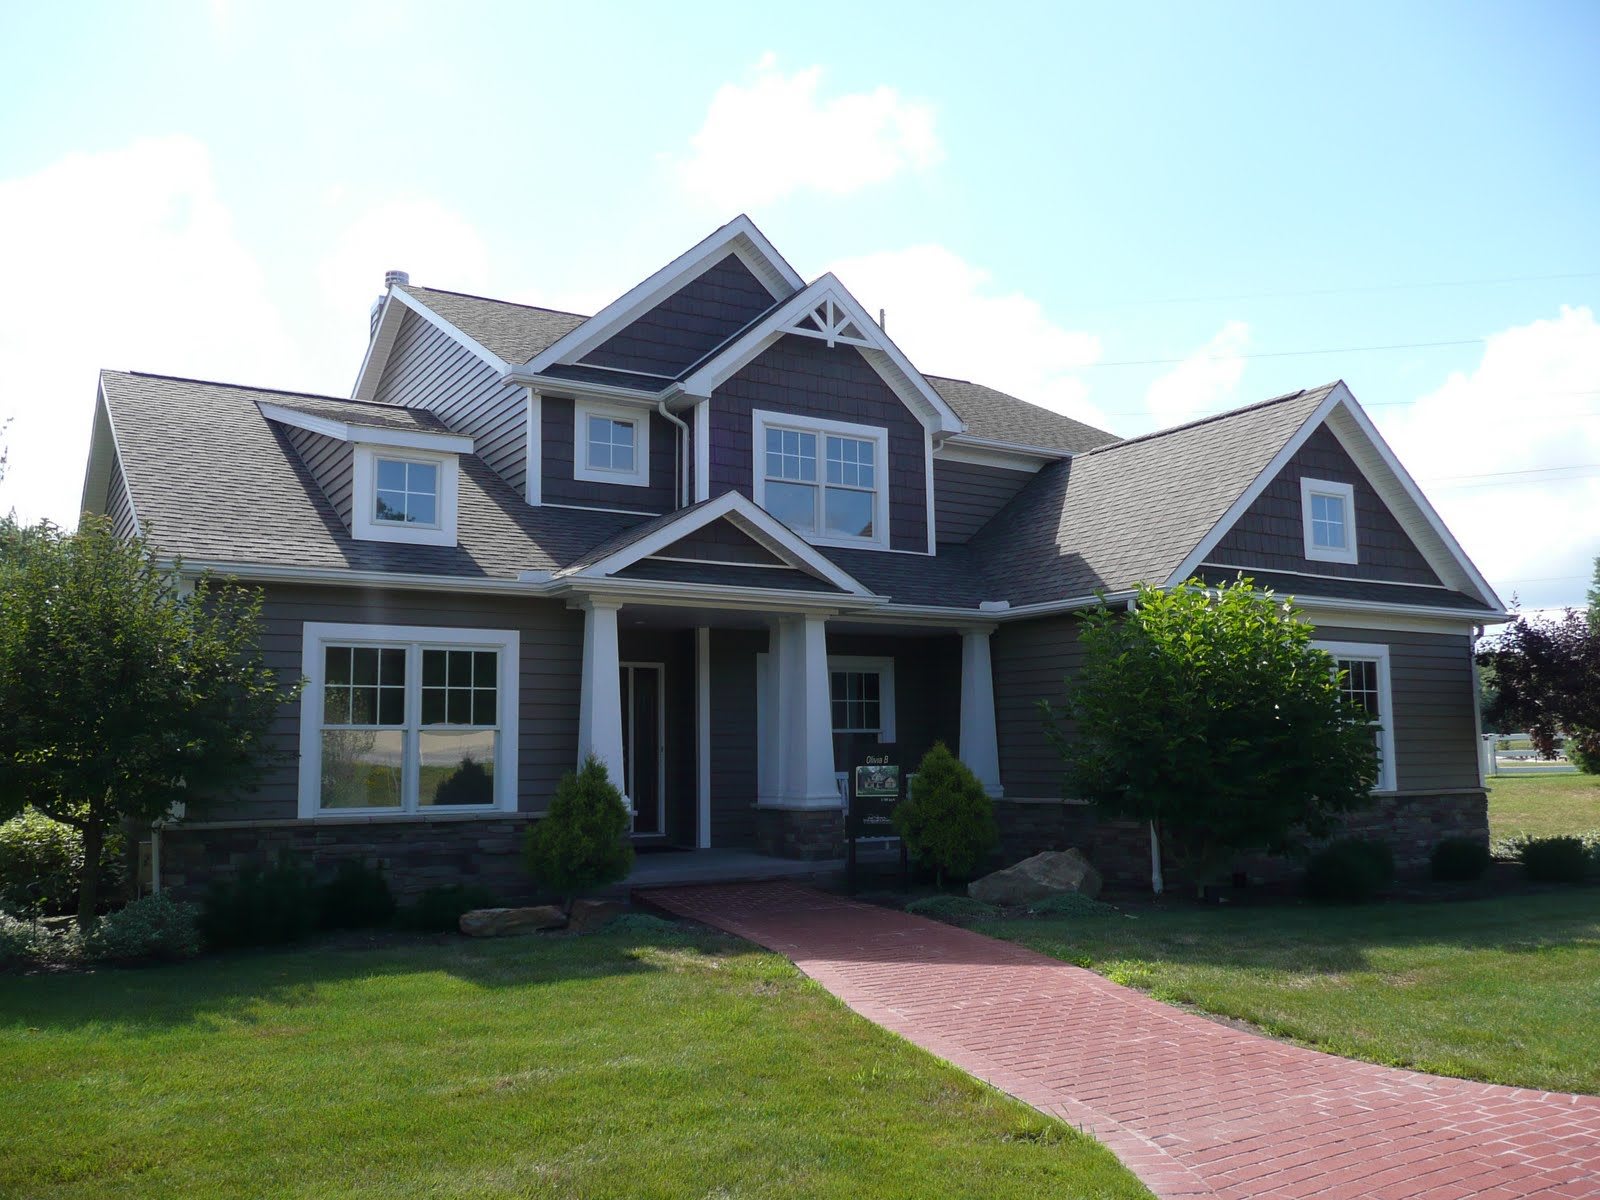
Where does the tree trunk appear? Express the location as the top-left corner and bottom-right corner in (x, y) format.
(77, 819), (103, 929)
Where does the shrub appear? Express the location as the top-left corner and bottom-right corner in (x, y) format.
(0, 910), (51, 966)
(397, 883), (499, 933)
(1304, 838), (1395, 903)
(1520, 836), (1590, 884)
(1430, 837), (1491, 882)
(524, 755), (634, 907)
(201, 855), (319, 949)
(82, 894), (201, 963)
(893, 743), (999, 888)
(316, 858), (396, 930)
(904, 894), (1000, 922)
(1027, 892), (1115, 919)
(1568, 731), (1600, 775)
(0, 808), (124, 917)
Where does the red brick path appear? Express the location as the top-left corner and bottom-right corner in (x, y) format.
(645, 882), (1600, 1200)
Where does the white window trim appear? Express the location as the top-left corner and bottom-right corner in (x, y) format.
(1301, 477), (1358, 565)
(297, 622), (519, 818)
(827, 655), (896, 741)
(352, 444), (459, 547)
(1313, 639), (1395, 792)
(751, 408), (891, 550)
(573, 399), (650, 487)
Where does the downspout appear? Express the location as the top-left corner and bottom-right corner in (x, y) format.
(1123, 592), (1165, 896)
(657, 397), (691, 508)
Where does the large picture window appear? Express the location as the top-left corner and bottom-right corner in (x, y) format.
(1313, 640), (1395, 791)
(299, 624), (519, 817)
(752, 410), (890, 548)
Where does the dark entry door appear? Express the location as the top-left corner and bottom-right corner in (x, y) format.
(619, 663), (664, 836)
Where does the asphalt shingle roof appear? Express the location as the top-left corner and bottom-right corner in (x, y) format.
(398, 287), (585, 365)
(256, 393), (451, 433)
(926, 376), (1118, 454)
(1194, 566), (1493, 612)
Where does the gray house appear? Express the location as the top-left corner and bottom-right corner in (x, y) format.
(80, 216), (1507, 894)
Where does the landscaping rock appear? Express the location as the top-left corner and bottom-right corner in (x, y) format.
(458, 905), (567, 937)
(968, 849), (1103, 906)
(567, 898), (625, 933)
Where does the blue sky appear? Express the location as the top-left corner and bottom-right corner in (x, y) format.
(1, 0), (1596, 607)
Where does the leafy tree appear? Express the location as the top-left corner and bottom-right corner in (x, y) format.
(524, 755), (634, 908)
(893, 741), (998, 888)
(1042, 578), (1379, 894)
(1479, 608), (1600, 773)
(1588, 556), (1600, 631)
(0, 516), (292, 924)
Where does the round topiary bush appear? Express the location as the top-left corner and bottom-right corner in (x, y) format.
(524, 755), (635, 907)
(1519, 836), (1590, 884)
(1304, 837), (1395, 903)
(893, 742), (999, 889)
(1430, 837), (1491, 882)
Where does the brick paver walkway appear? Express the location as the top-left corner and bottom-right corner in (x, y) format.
(645, 882), (1600, 1200)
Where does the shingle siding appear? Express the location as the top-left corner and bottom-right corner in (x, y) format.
(540, 395), (676, 513)
(660, 522), (785, 565)
(279, 424), (355, 528)
(709, 335), (929, 553)
(933, 459), (1035, 544)
(581, 254), (776, 377)
(373, 309), (529, 495)
(1209, 424), (1441, 585)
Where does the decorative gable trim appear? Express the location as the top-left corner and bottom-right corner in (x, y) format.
(1166, 382), (1504, 610)
(677, 274), (966, 435)
(523, 216), (804, 376)
(558, 490), (872, 596)
(257, 400), (475, 454)
(352, 288), (508, 402)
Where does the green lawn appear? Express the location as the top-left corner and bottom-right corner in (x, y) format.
(1488, 771), (1600, 840)
(0, 925), (1149, 1200)
(978, 890), (1600, 1095)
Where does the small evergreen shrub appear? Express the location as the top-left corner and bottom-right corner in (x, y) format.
(1519, 836), (1590, 884)
(1304, 838), (1395, 903)
(0, 808), (124, 916)
(83, 894), (201, 963)
(201, 855), (319, 949)
(316, 858), (396, 930)
(893, 742), (999, 888)
(1027, 892), (1115, 918)
(1430, 837), (1491, 882)
(524, 755), (634, 906)
(904, 894), (1000, 922)
(397, 883), (499, 933)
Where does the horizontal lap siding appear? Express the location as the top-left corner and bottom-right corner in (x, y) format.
(992, 616), (1083, 798)
(710, 335), (929, 552)
(374, 311), (528, 495)
(281, 425), (354, 526)
(206, 585), (582, 824)
(1211, 425), (1441, 584)
(540, 395), (675, 513)
(933, 459), (1035, 544)
(827, 633), (961, 765)
(709, 629), (765, 847)
(106, 456), (138, 539)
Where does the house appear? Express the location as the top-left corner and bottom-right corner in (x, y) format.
(79, 216), (1508, 894)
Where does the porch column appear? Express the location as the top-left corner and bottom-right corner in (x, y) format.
(959, 626), (1004, 798)
(577, 598), (627, 802)
(774, 614), (838, 807)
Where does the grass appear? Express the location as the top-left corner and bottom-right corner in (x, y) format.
(977, 890), (1600, 1095)
(0, 926), (1149, 1200)
(1488, 771), (1600, 841)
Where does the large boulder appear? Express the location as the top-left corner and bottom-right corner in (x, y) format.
(458, 905), (567, 937)
(567, 898), (625, 933)
(968, 850), (1103, 906)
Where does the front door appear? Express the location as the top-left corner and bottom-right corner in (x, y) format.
(619, 662), (665, 836)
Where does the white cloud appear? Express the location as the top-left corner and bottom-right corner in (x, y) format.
(676, 53), (942, 208)
(0, 136), (300, 528)
(1379, 306), (1600, 611)
(827, 244), (1105, 427)
(1143, 320), (1250, 429)
(316, 198), (491, 326)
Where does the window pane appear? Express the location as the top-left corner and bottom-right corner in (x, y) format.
(447, 690), (472, 725)
(419, 731), (497, 807)
(824, 487), (874, 538)
(765, 480), (817, 532)
(590, 441), (613, 469)
(473, 651), (497, 685)
(320, 730), (404, 809)
(407, 461), (439, 495)
(323, 685), (350, 724)
(422, 649), (446, 687)
(375, 491), (407, 522)
(325, 646), (352, 685)
(376, 459), (406, 490)
(611, 441), (634, 472)
(472, 688), (497, 726)
(1311, 493), (1347, 549)
(380, 648), (406, 685)
(349, 686), (378, 724)
(447, 650), (472, 686)
(352, 648), (379, 685)
(377, 687), (405, 726)
(421, 688), (446, 724)
(407, 493), (437, 526)
(612, 421), (634, 450)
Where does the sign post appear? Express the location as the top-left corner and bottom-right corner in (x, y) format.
(845, 743), (908, 892)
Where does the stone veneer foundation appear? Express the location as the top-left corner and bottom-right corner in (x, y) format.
(753, 808), (844, 861)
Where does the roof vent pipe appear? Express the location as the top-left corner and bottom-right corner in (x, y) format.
(385, 269), (410, 289)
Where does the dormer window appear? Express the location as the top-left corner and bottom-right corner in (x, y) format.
(1301, 477), (1358, 565)
(752, 410), (889, 549)
(374, 457), (440, 526)
(574, 400), (650, 487)
(353, 444), (459, 547)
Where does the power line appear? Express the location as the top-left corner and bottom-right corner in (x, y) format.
(1102, 269), (1600, 308)
(1424, 462), (1600, 483)
(1087, 338), (1485, 368)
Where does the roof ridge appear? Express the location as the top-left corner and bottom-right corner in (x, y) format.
(1088, 382), (1340, 454)
(402, 284), (588, 320)
(116, 370), (359, 405)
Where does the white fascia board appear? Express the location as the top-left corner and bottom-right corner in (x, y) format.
(499, 370), (665, 404)
(353, 287), (510, 402)
(555, 577), (880, 614)
(257, 400), (475, 454)
(524, 215), (805, 375)
(169, 559), (559, 596)
(677, 274), (965, 435)
(935, 438), (1057, 472)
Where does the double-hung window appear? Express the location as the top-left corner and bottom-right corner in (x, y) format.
(351, 444), (459, 547)
(827, 656), (896, 740)
(752, 410), (889, 548)
(299, 624), (519, 817)
(1313, 640), (1395, 791)
(574, 401), (650, 487)
(1301, 478), (1358, 564)
(374, 457), (440, 526)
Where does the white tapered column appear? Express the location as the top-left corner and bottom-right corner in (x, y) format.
(959, 626), (1003, 798)
(577, 598), (627, 803)
(796, 613), (839, 806)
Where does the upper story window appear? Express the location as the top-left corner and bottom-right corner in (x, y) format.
(353, 444), (459, 547)
(1300, 477), (1358, 565)
(574, 400), (650, 487)
(752, 409), (890, 549)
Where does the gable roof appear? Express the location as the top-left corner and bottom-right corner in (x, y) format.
(399, 286), (585, 365)
(927, 376), (1118, 454)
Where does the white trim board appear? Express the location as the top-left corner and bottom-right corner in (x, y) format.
(257, 400), (474, 454)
